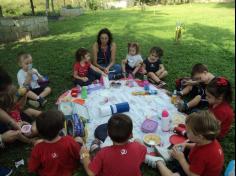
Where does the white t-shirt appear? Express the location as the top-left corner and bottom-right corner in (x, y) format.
(17, 68), (42, 89)
(127, 54), (143, 68)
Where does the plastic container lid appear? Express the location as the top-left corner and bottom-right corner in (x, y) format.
(162, 110), (169, 118)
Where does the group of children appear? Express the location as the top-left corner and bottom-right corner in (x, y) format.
(0, 42), (234, 176)
(73, 43), (168, 88)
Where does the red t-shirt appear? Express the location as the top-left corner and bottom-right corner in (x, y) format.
(9, 103), (21, 122)
(28, 136), (81, 176)
(189, 140), (224, 176)
(74, 62), (91, 77)
(89, 142), (147, 176)
(209, 102), (234, 139)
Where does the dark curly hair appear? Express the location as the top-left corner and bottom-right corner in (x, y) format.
(149, 46), (163, 58)
(75, 48), (89, 62)
(97, 28), (113, 46)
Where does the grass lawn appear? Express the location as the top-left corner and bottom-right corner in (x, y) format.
(0, 3), (235, 175)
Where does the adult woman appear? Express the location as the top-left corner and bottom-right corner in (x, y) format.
(92, 28), (122, 79)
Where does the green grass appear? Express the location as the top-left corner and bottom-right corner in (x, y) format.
(0, 3), (235, 175)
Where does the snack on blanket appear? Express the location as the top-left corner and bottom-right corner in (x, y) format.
(172, 114), (186, 127)
(143, 134), (161, 147)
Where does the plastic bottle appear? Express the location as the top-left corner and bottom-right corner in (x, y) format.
(171, 90), (177, 105)
(81, 86), (87, 99)
(161, 110), (171, 132)
(143, 75), (149, 91)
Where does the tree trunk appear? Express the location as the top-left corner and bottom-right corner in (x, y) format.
(51, 0), (55, 13)
(64, 0), (66, 6)
(46, 0), (50, 16)
(0, 6), (3, 17)
(30, 0), (35, 15)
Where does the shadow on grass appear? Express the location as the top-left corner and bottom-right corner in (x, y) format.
(0, 17), (235, 176)
(213, 2), (235, 8)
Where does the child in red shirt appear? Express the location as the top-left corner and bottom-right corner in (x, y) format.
(154, 110), (224, 176)
(28, 110), (82, 176)
(73, 48), (106, 86)
(80, 114), (147, 176)
(206, 77), (234, 139)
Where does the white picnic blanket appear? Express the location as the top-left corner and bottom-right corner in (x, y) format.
(69, 80), (184, 149)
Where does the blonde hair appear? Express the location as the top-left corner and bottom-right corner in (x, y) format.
(17, 52), (31, 65)
(186, 110), (220, 140)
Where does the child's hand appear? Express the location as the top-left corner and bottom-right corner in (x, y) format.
(101, 72), (107, 77)
(171, 146), (185, 161)
(104, 68), (109, 74)
(18, 121), (30, 128)
(80, 146), (89, 155)
(82, 77), (89, 82)
(174, 143), (187, 152)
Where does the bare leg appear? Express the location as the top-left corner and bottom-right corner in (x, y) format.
(23, 108), (41, 119)
(157, 161), (179, 176)
(39, 87), (51, 98)
(158, 70), (168, 79)
(187, 95), (201, 108)
(132, 64), (142, 76)
(27, 90), (39, 100)
(147, 72), (161, 83)
(121, 59), (127, 73)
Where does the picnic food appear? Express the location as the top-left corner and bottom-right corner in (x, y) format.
(143, 133), (161, 147)
(172, 114), (186, 127)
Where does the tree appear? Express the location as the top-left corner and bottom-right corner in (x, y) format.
(30, 0), (35, 15)
(0, 6), (3, 17)
(46, 0), (50, 16)
(51, 0), (55, 13)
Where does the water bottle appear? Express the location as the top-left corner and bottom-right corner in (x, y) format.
(143, 75), (149, 91)
(161, 110), (171, 132)
(81, 86), (87, 99)
(171, 90), (177, 105)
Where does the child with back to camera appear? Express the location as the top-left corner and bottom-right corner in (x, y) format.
(73, 48), (106, 86)
(28, 110), (83, 176)
(206, 77), (234, 139)
(121, 42), (143, 78)
(17, 52), (51, 108)
(80, 114), (147, 176)
(143, 46), (168, 87)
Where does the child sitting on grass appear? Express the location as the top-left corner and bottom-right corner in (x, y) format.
(147, 110), (224, 176)
(28, 110), (82, 176)
(121, 42), (143, 78)
(73, 48), (106, 86)
(17, 52), (51, 108)
(80, 114), (147, 176)
(142, 46), (168, 87)
(177, 63), (215, 114)
(206, 77), (234, 139)
(0, 85), (40, 145)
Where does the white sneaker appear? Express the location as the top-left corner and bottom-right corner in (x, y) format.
(145, 154), (165, 168)
(154, 146), (172, 161)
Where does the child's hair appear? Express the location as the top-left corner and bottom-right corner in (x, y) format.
(75, 48), (89, 62)
(128, 42), (139, 54)
(108, 114), (133, 143)
(36, 110), (65, 141)
(0, 67), (12, 92)
(206, 77), (233, 104)
(97, 28), (113, 46)
(0, 85), (17, 112)
(191, 63), (208, 77)
(186, 110), (220, 141)
(17, 52), (31, 65)
(149, 46), (163, 58)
